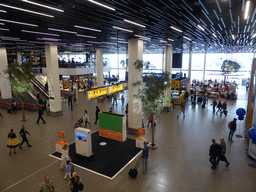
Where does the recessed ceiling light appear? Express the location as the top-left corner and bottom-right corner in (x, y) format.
(123, 19), (145, 28)
(74, 25), (101, 32)
(21, 0), (64, 12)
(0, 3), (54, 18)
(197, 24), (205, 31)
(112, 26), (133, 33)
(48, 28), (77, 34)
(134, 35), (151, 41)
(101, 42), (116, 45)
(0, 9), (6, 13)
(76, 34), (97, 39)
(21, 30), (60, 36)
(160, 40), (167, 43)
(0, 19), (38, 27)
(88, 0), (115, 11)
(170, 26), (182, 33)
(212, 33), (217, 38)
(183, 36), (192, 41)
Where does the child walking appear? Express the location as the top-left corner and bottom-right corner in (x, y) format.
(64, 160), (72, 180)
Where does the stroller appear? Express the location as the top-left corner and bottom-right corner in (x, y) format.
(74, 118), (83, 128)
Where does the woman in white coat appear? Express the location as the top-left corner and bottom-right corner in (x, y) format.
(60, 144), (70, 172)
(83, 110), (91, 127)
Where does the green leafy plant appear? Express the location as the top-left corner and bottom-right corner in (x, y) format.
(133, 59), (143, 70)
(133, 71), (171, 148)
(221, 60), (241, 85)
(5, 62), (35, 120)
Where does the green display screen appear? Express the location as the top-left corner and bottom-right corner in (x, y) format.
(99, 112), (123, 133)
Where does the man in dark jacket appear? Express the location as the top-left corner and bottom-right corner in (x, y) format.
(94, 106), (100, 124)
(228, 118), (237, 141)
(19, 125), (32, 149)
(209, 138), (221, 169)
(36, 105), (46, 124)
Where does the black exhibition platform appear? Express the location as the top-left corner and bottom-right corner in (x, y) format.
(50, 131), (141, 178)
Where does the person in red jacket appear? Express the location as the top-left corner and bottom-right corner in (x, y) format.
(147, 114), (153, 127)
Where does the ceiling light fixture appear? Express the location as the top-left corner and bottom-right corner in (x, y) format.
(88, 0), (115, 11)
(0, 19), (38, 27)
(0, 9), (6, 13)
(87, 41), (101, 44)
(76, 34), (97, 39)
(101, 42), (116, 45)
(37, 38), (62, 41)
(232, 34), (235, 40)
(22, 0), (64, 12)
(112, 26), (133, 33)
(160, 40), (167, 43)
(252, 34), (256, 38)
(183, 36), (192, 41)
(0, 3), (54, 18)
(197, 24), (205, 31)
(74, 25), (101, 32)
(170, 26), (183, 33)
(212, 33), (217, 38)
(123, 19), (146, 28)
(118, 41), (128, 43)
(167, 38), (174, 41)
(48, 28), (77, 34)
(245, 0), (250, 19)
(134, 35), (151, 40)
(110, 37), (125, 41)
(21, 30), (60, 36)
(0, 28), (9, 31)
(16, 42), (35, 45)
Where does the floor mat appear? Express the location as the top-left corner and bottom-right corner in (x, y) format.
(50, 131), (141, 179)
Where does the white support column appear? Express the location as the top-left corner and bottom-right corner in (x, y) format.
(187, 45), (192, 92)
(45, 45), (62, 116)
(17, 51), (22, 66)
(203, 47), (207, 81)
(96, 48), (104, 87)
(128, 39), (143, 129)
(164, 45), (173, 107)
(0, 47), (12, 99)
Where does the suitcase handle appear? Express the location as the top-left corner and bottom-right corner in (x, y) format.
(134, 157), (141, 169)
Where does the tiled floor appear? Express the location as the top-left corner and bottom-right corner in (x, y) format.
(0, 86), (255, 192)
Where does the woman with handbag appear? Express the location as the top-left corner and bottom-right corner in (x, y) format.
(60, 144), (70, 172)
(7, 129), (20, 155)
(67, 172), (83, 192)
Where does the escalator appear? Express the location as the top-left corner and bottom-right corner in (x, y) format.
(18, 68), (49, 99)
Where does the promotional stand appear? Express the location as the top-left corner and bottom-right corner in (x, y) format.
(74, 127), (93, 159)
(55, 131), (68, 153)
(136, 128), (147, 148)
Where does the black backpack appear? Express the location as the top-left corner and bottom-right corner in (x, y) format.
(78, 183), (84, 191)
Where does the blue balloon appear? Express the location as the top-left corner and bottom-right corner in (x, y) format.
(248, 128), (256, 142)
(236, 108), (246, 117)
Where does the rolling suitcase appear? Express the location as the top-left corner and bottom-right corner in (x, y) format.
(128, 158), (141, 179)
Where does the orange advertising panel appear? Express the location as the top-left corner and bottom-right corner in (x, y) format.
(138, 128), (146, 135)
(58, 131), (65, 139)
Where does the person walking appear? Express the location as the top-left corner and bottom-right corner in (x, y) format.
(212, 99), (217, 112)
(39, 176), (55, 192)
(112, 93), (117, 106)
(141, 142), (149, 174)
(64, 160), (72, 180)
(68, 95), (73, 106)
(7, 129), (20, 155)
(60, 144), (70, 172)
(228, 118), (237, 141)
(217, 138), (230, 167)
(209, 138), (221, 170)
(177, 102), (185, 118)
(67, 172), (81, 192)
(94, 106), (100, 124)
(221, 101), (227, 117)
(216, 100), (222, 115)
(19, 125), (32, 149)
(121, 95), (125, 108)
(83, 110), (91, 127)
(36, 105), (46, 124)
